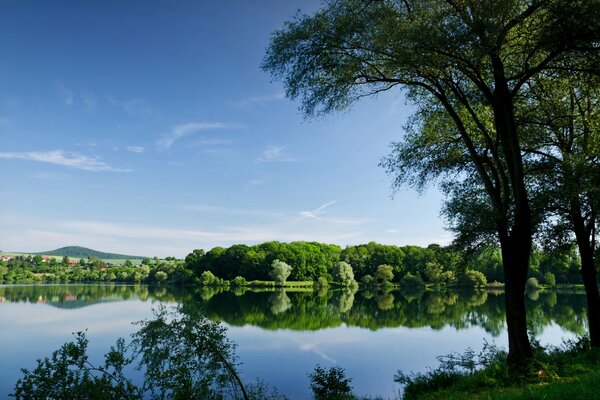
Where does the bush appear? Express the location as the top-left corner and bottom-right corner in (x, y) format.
(361, 274), (374, 286)
(543, 272), (556, 287)
(270, 259), (292, 286)
(309, 365), (355, 400)
(375, 264), (394, 284)
(200, 270), (219, 285)
(462, 270), (487, 288)
(154, 271), (168, 283)
(332, 262), (355, 286)
(400, 272), (425, 288)
(316, 276), (329, 288)
(526, 277), (539, 290)
(231, 276), (247, 287)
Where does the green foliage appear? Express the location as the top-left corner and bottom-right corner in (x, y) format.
(154, 271), (168, 283)
(13, 332), (141, 400)
(12, 304), (287, 400)
(133, 305), (248, 399)
(315, 276), (329, 288)
(270, 259), (293, 286)
(200, 271), (220, 286)
(309, 365), (355, 400)
(462, 270), (487, 288)
(543, 272), (556, 287)
(361, 274), (374, 286)
(394, 337), (600, 400)
(375, 264), (394, 285)
(526, 278), (539, 290)
(401, 272), (425, 288)
(332, 262), (355, 286)
(231, 276), (248, 287)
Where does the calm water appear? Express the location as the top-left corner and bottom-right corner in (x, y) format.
(0, 284), (588, 399)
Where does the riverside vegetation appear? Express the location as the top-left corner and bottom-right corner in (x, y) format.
(0, 241), (588, 289)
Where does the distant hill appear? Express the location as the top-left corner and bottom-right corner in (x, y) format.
(37, 246), (146, 260)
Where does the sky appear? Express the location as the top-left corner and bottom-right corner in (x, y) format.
(0, 0), (449, 257)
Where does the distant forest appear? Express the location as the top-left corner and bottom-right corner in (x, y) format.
(0, 241), (584, 287)
(36, 246), (145, 260)
(184, 241), (583, 286)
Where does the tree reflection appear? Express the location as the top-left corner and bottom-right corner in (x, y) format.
(0, 284), (589, 337)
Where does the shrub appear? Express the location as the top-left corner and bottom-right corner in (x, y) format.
(543, 272), (556, 287)
(332, 262), (355, 286)
(316, 276), (329, 288)
(231, 276), (247, 287)
(361, 274), (374, 286)
(462, 270), (487, 288)
(200, 270), (219, 285)
(526, 277), (539, 290)
(375, 264), (394, 284)
(400, 272), (425, 288)
(309, 365), (355, 400)
(270, 260), (292, 286)
(154, 271), (168, 283)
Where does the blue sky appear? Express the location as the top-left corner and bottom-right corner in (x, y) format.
(0, 0), (448, 257)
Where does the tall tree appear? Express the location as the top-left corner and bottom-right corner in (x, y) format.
(263, 0), (600, 365)
(524, 72), (600, 346)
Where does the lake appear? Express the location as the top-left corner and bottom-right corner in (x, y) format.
(0, 284), (588, 399)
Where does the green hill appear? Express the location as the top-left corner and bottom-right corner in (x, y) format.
(37, 246), (146, 260)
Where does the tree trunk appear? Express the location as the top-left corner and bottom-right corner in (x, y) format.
(500, 236), (534, 366)
(491, 55), (534, 366)
(571, 212), (600, 347)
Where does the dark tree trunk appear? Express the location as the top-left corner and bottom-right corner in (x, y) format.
(500, 235), (534, 366)
(491, 55), (534, 366)
(571, 211), (600, 347)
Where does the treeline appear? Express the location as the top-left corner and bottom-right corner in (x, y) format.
(0, 255), (192, 284)
(184, 241), (585, 287)
(0, 241), (584, 287)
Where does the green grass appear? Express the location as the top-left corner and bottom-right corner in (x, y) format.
(398, 340), (600, 400)
(410, 370), (599, 400)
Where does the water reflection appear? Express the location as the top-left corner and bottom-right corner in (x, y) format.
(0, 284), (588, 336)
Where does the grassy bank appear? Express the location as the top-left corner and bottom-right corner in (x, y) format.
(397, 338), (600, 400)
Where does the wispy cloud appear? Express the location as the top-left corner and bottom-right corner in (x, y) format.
(106, 96), (151, 115)
(55, 83), (74, 106)
(257, 146), (297, 162)
(188, 138), (234, 147)
(81, 92), (98, 111)
(298, 200), (337, 220)
(126, 146), (145, 153)
(181, 204), (284, 218)
(157, 122), (241, 150)
(230, 92), (285, 107)
(245, 179), (266, 188)
(0, 150), (130, 172)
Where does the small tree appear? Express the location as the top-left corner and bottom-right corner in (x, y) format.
(526, 277), (539, 290)
(375, 264), (394, 285)
(332, 262), (355, 286)
(543, 272), (556, 287)
(200, 271), (218, 285)
(231, 276), (247, 287)
(462, 270), (487, 288)
(400, 272), (424, 288)
(309, 365), (355, 400)
(270, 259), (292, 286)
(154, 271), (168, 283)
(423, 261), (443, 285)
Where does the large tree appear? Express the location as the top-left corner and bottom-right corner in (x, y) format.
(263, 0), (600, 365)
(524, 72), (600, 346)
